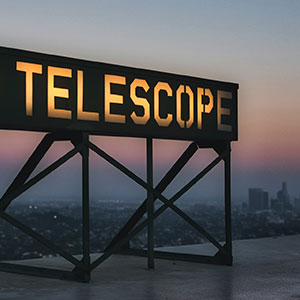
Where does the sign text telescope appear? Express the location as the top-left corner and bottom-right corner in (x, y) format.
(0, 47), (238, 141)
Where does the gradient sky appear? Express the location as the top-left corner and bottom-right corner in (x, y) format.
(0, 0), (299, 204)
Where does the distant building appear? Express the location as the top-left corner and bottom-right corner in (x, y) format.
(271, 182), (293, 212)
(294, 195), (300, 212)
(271, 198), (283, 212)
(248, 188), (269, 212)
(241, 202), (248, 213)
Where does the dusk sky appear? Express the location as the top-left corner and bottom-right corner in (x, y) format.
(0, 0), (299, 204)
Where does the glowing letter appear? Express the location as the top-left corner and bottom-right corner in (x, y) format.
(48, 66), (72, 119)
(154, 82), (173, 127)
(105, 75), (126, 123)
(130, 79), (150, 125)
(197, 88), (213, 129)
(176, 85), (194, 128)
(16, 61), (42, 116)
(77, 70), (99, 121)
(217, 90), (232, 132)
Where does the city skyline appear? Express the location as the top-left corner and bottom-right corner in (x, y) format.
(247, 181), (299, 212)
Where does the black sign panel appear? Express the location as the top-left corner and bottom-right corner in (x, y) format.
(0, 46), (238, 141)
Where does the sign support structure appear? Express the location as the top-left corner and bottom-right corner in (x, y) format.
(0, 46), (237, 282)
(0, 132), (232, 282)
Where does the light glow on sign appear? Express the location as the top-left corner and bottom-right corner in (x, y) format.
(16, 61), (42, 116)
(154, 82), (173, 127)
(104, 74), (126, 124)
(48, 66), (72, 119)
(15, 61), (235, 135)
(197, 88), (214, 129)
(3, 46), (238, 141)
(217, 90), (232, 132)
(77, 70), (100, 121)
(176, 85), (194, 129)
(130, 79), (150, 125)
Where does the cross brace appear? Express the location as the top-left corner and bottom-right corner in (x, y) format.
(0, 132), (232, 282)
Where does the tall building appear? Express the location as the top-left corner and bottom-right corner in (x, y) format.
(294, 195), (300, 212)
(248, 188), (269, 212)
(271, 181), (293, 212)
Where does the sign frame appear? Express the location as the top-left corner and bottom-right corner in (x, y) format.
(0, 46), (238, 142)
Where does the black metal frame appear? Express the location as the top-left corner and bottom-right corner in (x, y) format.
(0, 132), (232, 282)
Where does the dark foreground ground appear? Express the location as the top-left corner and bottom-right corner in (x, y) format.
(0, 235), (300, 300)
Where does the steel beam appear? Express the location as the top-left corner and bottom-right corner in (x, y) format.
(0, 211), (84, 269)
(146, 138), (154, 269)
(105, 142), (198, 251)
(0, 133), (233, 282)
(89, 141), (225, 252)
(0, 133), (90, 282)
(118, 248), (230, 265)
(0, 134), (54, 210)
(0, 144), (83, 210)
(90, 153), (225, 271)
(224, 142), (233, 265)
(81, 133), (91, 281)
(0, 262), (85, 282)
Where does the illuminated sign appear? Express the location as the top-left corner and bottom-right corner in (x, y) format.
(0, 47), (238, 141)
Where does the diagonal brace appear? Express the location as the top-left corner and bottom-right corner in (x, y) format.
(0, 144), (83, 210)
(89, 141), (225, 252)
(0, 134), (54, 210)
(89, 149), (226, 271)
(0, 211), (87, 270)
(105, 142), (198, 251)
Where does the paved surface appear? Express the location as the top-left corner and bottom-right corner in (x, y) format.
(1, 235), (300, 299)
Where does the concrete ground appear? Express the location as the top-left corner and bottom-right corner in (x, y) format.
(1, 235), (300, 300)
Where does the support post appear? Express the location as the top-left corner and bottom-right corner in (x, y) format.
(0, 133), (233, 282)
(81, 133), (91, 281)
(146, 138), (154, 269)
(0, 134), (53, 211)
(104, 142), (198, 252)
(224, 142), (232, 265)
